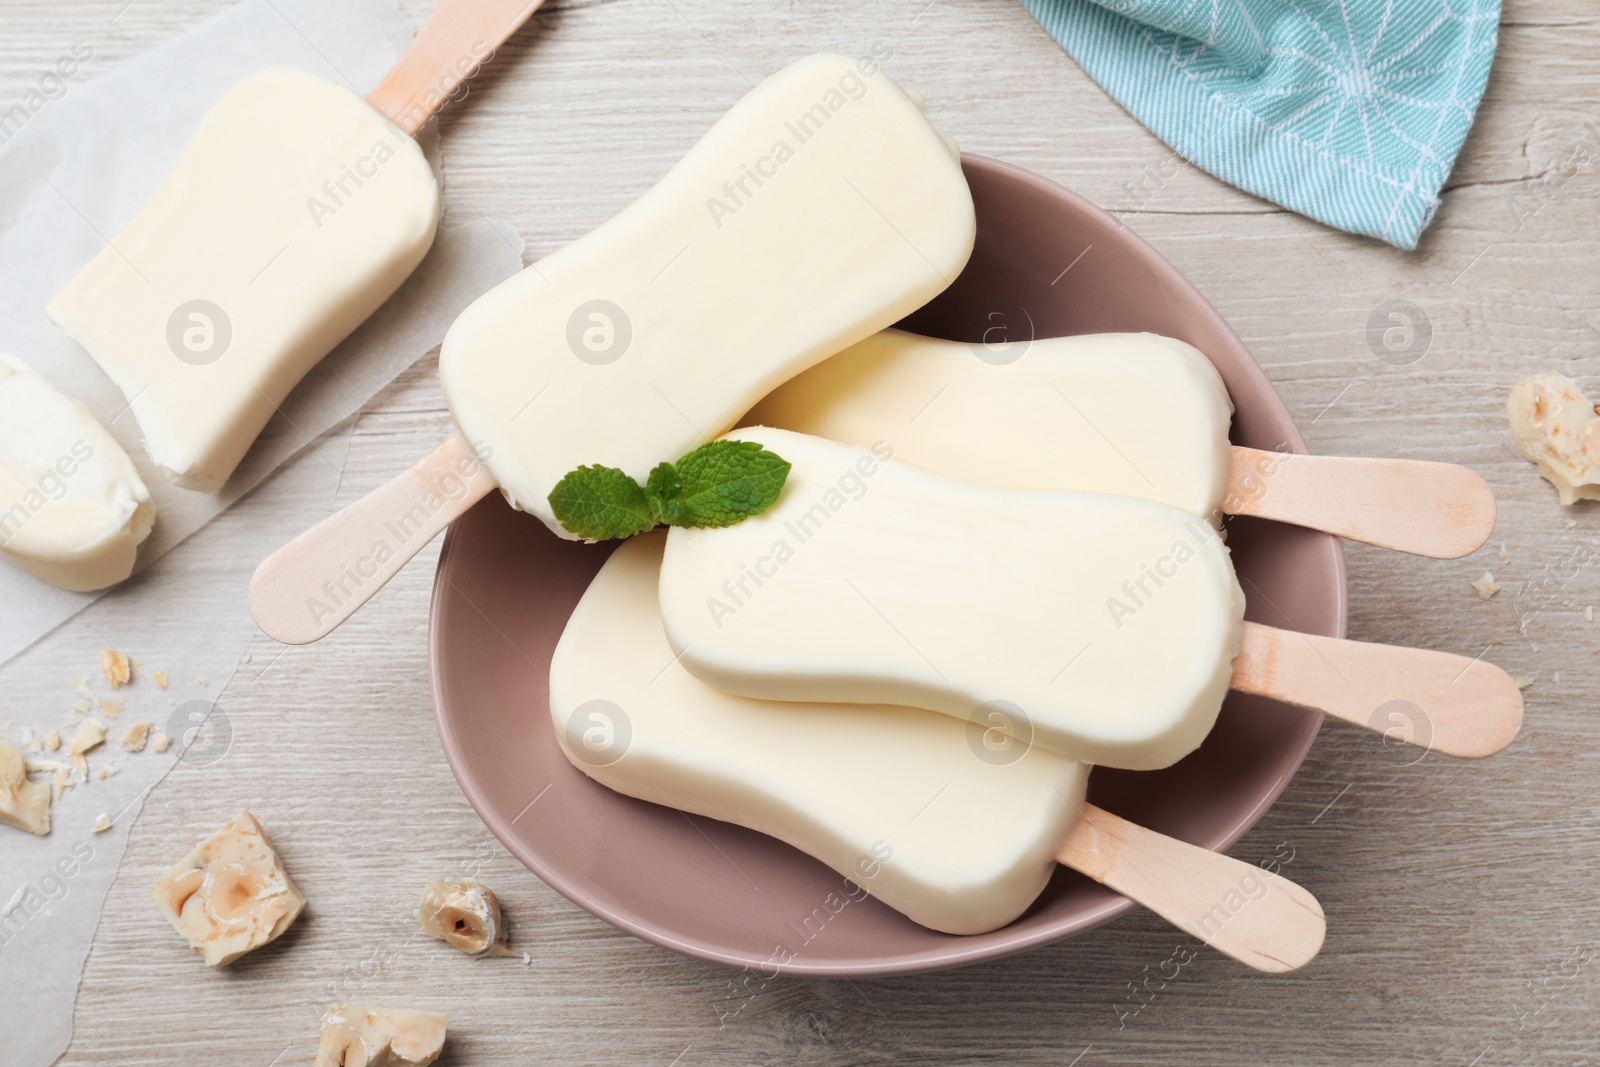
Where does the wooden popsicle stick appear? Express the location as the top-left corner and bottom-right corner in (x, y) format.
(1056, 804), (1324, 973)
(249, 434), (496, 645)
(1231, 621), (1523, 758)
(367, 0), (548, 137)
(1226, 447), (1495, 559)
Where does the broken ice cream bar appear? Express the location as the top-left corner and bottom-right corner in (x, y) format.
(0, 353), (153, 591)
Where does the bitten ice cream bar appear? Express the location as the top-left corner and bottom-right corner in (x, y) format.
(0, 353), (153, 591)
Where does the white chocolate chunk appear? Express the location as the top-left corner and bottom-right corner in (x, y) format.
(0, 742), (51, 836)
(316, 1007), (446, 1067)
(2, 885), (25, 916)
(660, 429), (1245, 770)
(746, 329), (1234, 519)
(122, 721), (152, 752)
(441, 53), (973, 536)
(150, 811), (306, 965)
(49, 68), (440, 492)
(101, 649), (130, 689)
(27, 758), (73, 804)
(68, 718), (106, 758)
(1508, 373), (1600, 504)
(0, 354), (154, 591)
(552, 535), (1088, 935)
(418, 879), (507, 956)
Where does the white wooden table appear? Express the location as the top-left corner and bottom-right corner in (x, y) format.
(6, 0), (1598, 1062)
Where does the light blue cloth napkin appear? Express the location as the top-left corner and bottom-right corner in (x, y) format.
(1020, 0), (1500, 248)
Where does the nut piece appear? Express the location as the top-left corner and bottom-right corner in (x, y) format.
(0, 742), (51, 836)
(418, 879), (508, 956)
(69, 719), (106, 755)
(152, 732), (172, 753)
(150, 811), (306, 966)
(68, 718), (106, 778)
(101, 649), (131, 689)
(316, 1007), (447, 1067)
(1472, 572), (1500, 600)
(1508, 373), (1600, 505)
(122, 722), (152, 753)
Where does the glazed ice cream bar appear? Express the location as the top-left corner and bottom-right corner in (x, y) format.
(746, 328), (1499, 560)
(551, 533), (1088, 936)
(552, 533), (1330, 967)
(441, 53), (975, 537)
(0, 353), (154, 591)
(659, 428), (1245, 771)
(745, 328), (1233, 518)
(48, 67), (440, 492)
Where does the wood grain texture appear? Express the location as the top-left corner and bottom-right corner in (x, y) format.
(249, 432), (495, 644)
(1056, 805), (1326, 974)
(4, 0), (1598, 1063)
(367, 0), (550, 135)
(1227, 447), (1498, 558)
(1231, 621), (1525, 758)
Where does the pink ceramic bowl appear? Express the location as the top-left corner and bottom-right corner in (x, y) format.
(428, 154), (1346, 977)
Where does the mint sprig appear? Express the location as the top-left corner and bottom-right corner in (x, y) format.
(549, 440), (791, 541)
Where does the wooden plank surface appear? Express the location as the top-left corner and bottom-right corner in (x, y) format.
(4, 0), (1598, 1062)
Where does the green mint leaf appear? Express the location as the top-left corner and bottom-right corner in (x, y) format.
(665, 440), (791, 528)
(549, 441), (791, 540)
(548, 465), (655, 541)
(644, 461), (687, 526)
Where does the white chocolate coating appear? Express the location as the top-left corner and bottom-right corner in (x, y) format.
(440, 53), (974, 536)
(660, 428), (1245, 771)
(551, 534), (1087, 935)
(49, 68), (440, 492)
(0, 353), (153, 591)
(745, 328), (1234, 520)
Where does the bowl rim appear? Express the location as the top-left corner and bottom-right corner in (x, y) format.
(428, 151), (1347, 977)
